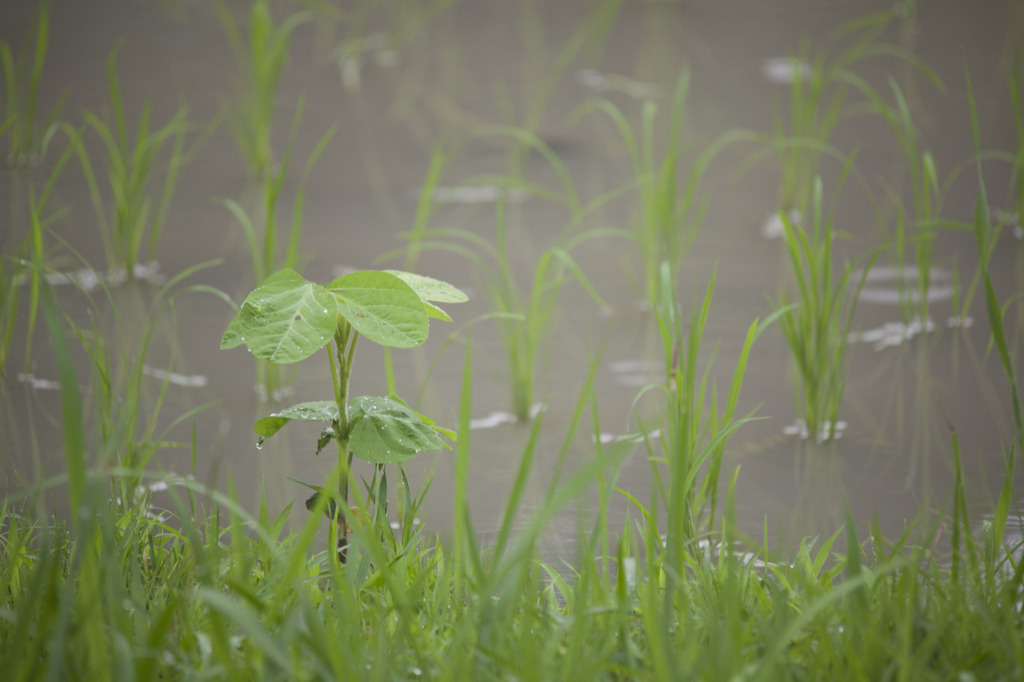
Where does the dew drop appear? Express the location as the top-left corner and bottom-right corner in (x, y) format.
(256, 436), (265, 450)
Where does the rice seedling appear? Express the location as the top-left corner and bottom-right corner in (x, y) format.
(0, 1), (65, 168)
(0, 134), (75, 376)
(49, 254), (219, 509)
(390, 126), (616, 421)
(864, 79), (945, 323)
(411, 215), (611, 421)
(580, 70), (746, 303)
(65, 48), (189, 279)
(637, 262), (784, 568)
(218, 0), (311, 180)
(221, 267), (466, 558)
(964, 66), (1024, 454)
(774, 170), (878, 442)
(221, 98), (336, 286)
(742, 10), (941, 227)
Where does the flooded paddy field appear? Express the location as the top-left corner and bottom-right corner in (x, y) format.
(2, 0), (1023, 562)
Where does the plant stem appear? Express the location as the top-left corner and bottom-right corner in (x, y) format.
(330, 321), (358, 561)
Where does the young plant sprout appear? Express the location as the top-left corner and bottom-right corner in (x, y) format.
(221, 267), (466, 561)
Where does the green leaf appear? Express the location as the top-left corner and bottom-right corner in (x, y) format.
(223, 269), (338, 363)
(220, 312), (245, 349)
(424, 301), (452, 322)
(348, 395), (446, 464)
(305, 491), (340, 521)
(254, 400), (339, 439)
(383, 270), (469, 303)
(328, 270), (429, 348)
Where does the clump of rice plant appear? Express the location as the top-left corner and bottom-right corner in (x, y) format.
(964, 65), (1023, 452)
(867, 79), (945, 323)
(745, 10), (941, 224)
(0, 136), (74, 376)
(60, 257), (219, 508)
(582, 70), (743, 303)
(218, 0), (311, 180)
(775, 173), (877, 442)
(66, 48), (189, 280)
(221, 97), (336, 286)
(637, 262), (781, 568)
(0, 1), (65, 168)
(400, 128), (611, 421)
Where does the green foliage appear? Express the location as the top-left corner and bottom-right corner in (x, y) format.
(775, 174), (877, 442)
(221, 97), (336, 286)
(223, 267), (464, 554)
(0, 132), (74, 376)
(583, 70), (744, 302)
(66, 48), (189, 277)
(218, 0), (311, 180)
(0, 1), (64, 168)
(744, 10), (941, 217)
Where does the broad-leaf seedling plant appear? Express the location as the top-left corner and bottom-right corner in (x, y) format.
(221, 267), (466, 560)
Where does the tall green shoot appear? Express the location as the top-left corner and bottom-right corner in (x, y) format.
(965, 64), (1024, 454)
(66, 49), (189, 278)
(869, 79), (944, 323)
(642, 263), (779, 580)
(0, 1), (64, 168)
(0, 135), (74, 376)
(747, 10), (941, 221)
(218, 0), (311, 180)
(583, 71), (745, 303)
(775, 172), (877, 441)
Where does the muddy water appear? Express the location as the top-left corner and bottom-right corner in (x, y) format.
(2, 0), (1022, 559)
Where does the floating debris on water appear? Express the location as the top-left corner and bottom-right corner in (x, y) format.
(18, 260), (165, 292)
(469, 403), (545, 429)
(142, 365), (208, 388)
(16, 373), (62, 390)
(576, 68), (662, 99)
(333, 32), (400, 91)
(783, 418), (847, 442)
(848, 317), (934, 350)
(761, 209), (801, 240)
(855, 265), (953, 305)
(594, 428), (661, 445)
(421, 184), (529, 205)
(469, 411), (517, 430)
(761, 57), (812, 84)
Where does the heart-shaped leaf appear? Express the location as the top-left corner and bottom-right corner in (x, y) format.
(222, 269), (338, 364)
(254, 400), (340, 439)
(328, 271), (429, 348)
(348, 395), (446, 464)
